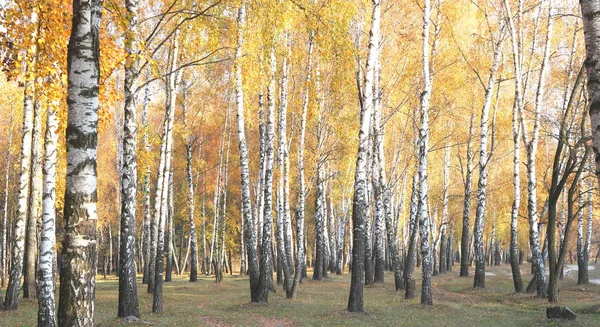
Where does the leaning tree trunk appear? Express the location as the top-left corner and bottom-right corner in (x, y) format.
(4, 10), (39, 310)
(118, 0), (140, 317)
(233, 4), (260, 303)
(148, 115), (167, 293)
(153, 31), (180, 313)
(37, 100), (59, 327)
(217, 120), (231, 283)
(503, 0), (527, 293)
(523, 0), (552, 298)
(348, 0), (380, 313)
(459, 115), (475, 277)
(58, 1), (103, 324)
(472, 22), (503, 289)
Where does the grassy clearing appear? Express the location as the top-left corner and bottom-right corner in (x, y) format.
(2, 264), (600, 326)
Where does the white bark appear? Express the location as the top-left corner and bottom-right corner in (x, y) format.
(348, 0), (380, 312)
(38, 102), (58, 327)
(4, 10), (39, 310)
(58, 1), (102, 324)
(472, 19), (503, 289)
(233, 4), (260, 303)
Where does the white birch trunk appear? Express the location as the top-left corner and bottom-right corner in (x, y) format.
(4, 10), (39, 311)
(233, 4), (260, 303)
(57, 1), (102, 324)
(37, 101), (59, 327)
(472, 21), (503, 289)
(348, 0), (380, 312)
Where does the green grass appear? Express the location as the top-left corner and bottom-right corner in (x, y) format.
(2, 264), (600, 326)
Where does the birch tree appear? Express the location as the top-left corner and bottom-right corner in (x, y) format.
(472, 16), (503, 289)
(276, 34), (292, 295)
(153, 31), (181, 313)
(117, 0), (140, 317)
(37, 99), (59, 327)
(289, 31), (314, 299)
(0, 111), (14, 290)
(57, 0), (103, 324)
(3, 9), (40, 311)
(459, 115), (475, 277)
(580, 0), (600, 187)
(577, 184), (589, 285)
(417, 0), (433, 305)
(233, 4), (261, 303)
(24, 97), (43, 300)
(348, 0), (379, 312)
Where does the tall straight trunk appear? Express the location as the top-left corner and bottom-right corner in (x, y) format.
(57, 1), (103, 324)
(313, 67), (326, 282)
(431, 206), (439, 276)
(258, 46), (277, 303)
(439, 146), (450, 274)
(472, 23), (503, 289)
(0, 111), (14, 289)
(141, 71), (152, 284)
(460, 115), (475, 277)
(583, 181), (593, 281)
(336, 199), (349, 275)
(152, 31), (180, 313)
(371, 87), (385, 284)
(209, 163), (221, 276)
(254, 91), (266, 253)
(217, 118), (231, 283)
(118, 0), (140, 317)
(328, 190), (337, 273)
(202, 175), (207, 275)
(290, 31), (314, 299)
(24, 97), (43, 300)
(165, 171), (174, 282)
(403, 172), (419, 297)
(186, 143), (199, 281)
(4, 10), (40, 310)
(108, 224), (113, 276)
(417, 0), (433, 306)
(115, 107), (123, 278)
(277, 35), (292, 295)
(580, 0), (600, 187)
(148, 114), (167, 293)
(348, 0), (380, 313)
(577, 187), (588, 284)
(209, 116), (226, 276)
(38, 101), (59, 327)
(233, 5), (260, 303)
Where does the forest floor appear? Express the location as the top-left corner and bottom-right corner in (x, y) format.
(2, 263), (600, 326)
